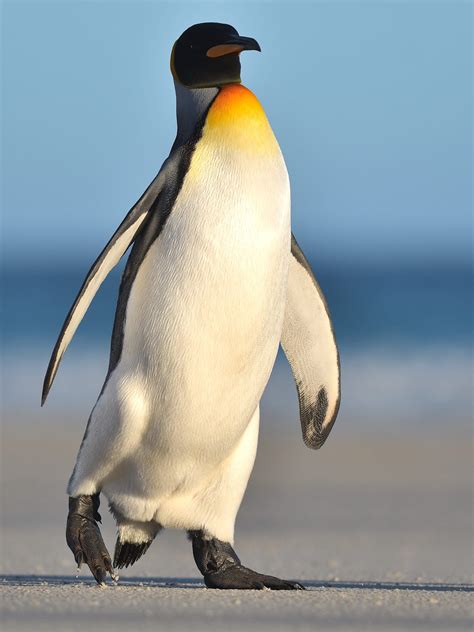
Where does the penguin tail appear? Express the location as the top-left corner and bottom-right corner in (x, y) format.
(113, 538), (153, 569)
(109, 506), (162, 569)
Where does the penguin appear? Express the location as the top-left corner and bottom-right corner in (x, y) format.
(42, 22), (340, 590)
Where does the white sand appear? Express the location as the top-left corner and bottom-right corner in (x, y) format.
(1, 414), (472, 630)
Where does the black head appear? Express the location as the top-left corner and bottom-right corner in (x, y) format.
(171, 23), (261, 89)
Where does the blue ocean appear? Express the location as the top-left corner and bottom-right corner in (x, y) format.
(2, 260), (472, 428)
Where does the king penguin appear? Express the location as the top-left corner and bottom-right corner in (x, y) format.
(42, 22), (340, 589)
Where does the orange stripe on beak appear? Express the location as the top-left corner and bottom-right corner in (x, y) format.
(206, 44), (245, 58)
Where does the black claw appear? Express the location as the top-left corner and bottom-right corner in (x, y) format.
(74, 551), (83, 568)
(91, 564), (107, 585)
(103, 555), (113, 574)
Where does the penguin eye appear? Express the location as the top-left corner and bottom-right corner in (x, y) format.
(189, 42), (207, 53)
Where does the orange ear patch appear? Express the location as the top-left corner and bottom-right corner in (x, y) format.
(206, 44), (244, 58)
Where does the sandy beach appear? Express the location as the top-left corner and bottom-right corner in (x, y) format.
(1, 412), (472, 630)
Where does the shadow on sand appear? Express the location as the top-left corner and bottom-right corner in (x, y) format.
(1, 575), (472, 593)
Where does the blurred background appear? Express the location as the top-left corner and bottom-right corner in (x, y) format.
(1, 1), (473, 598)
(2, 0), (472, 428)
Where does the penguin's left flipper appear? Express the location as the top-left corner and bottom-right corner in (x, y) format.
(66, 494), (115, 586)
(281, 234), (341, 450)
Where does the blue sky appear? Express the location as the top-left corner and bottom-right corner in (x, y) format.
(2, 1), (472, 265)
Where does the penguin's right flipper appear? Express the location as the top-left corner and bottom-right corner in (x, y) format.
(281, 234), (341, 449)
(41, 162), (170, 405)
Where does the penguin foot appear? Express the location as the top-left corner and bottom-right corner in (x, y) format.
(204, 565), (305, 590)
(113, 538), (153, 569)
(189, 530), (305, 590)
(66, 494), (114, 585)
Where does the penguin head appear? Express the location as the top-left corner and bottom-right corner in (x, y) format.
(171, 23), (261, 89)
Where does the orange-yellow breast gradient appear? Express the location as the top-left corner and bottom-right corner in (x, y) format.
(204, 84), (280, 154)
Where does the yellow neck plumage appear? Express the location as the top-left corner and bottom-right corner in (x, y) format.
(204, 84), (279, 154)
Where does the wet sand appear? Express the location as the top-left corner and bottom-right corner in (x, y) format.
(1, 414), (472, 630)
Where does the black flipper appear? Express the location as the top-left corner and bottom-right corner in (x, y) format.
(281, 234), (341, 449)
(189, 531), (305, 590)
(41, 166), (169, 405)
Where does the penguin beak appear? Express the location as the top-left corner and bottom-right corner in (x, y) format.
(206, 36), (261, 59)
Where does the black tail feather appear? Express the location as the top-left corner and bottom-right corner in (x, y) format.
(113, 539), (153, 569)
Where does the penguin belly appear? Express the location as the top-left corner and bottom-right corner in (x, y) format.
(69, 85), (290, 541)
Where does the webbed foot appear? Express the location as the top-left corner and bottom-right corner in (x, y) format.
(189, 530), (305, 591)
(66, 494), (115, 585)
(205, 565), (305, 590)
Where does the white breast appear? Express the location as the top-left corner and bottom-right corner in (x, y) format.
(70, 95), (292, 521)
(117, 128), (290, 449)
(119, 134), (290, 453)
